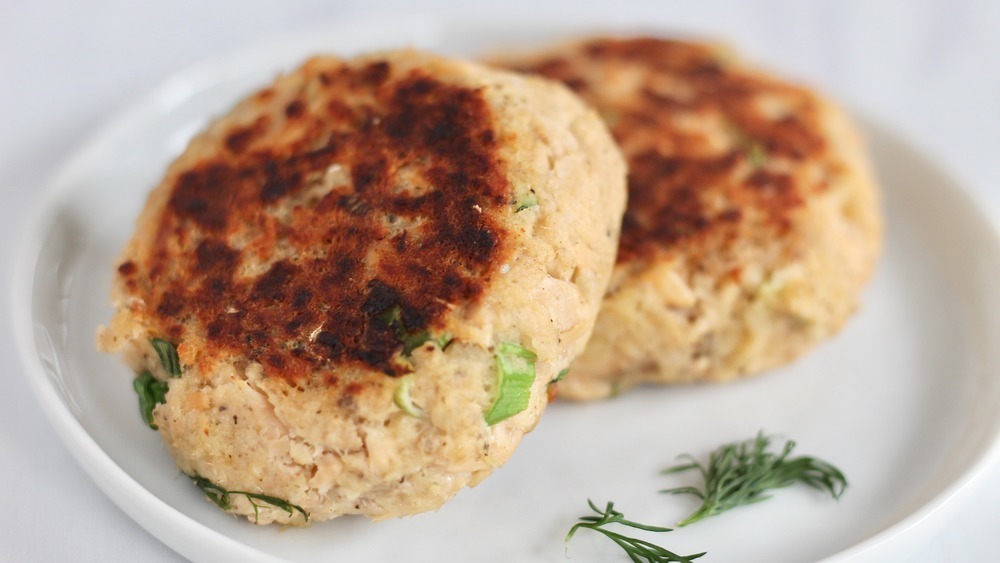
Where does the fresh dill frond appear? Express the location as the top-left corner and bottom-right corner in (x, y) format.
(565, 500), (706, 563)
(188, 474), (309, 524)
(661, 432), (847, 526)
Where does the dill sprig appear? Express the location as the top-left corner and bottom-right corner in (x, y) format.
(566, 500), (706, 563)
(661, 432), (847, 526)
(188, 474), (309, 524)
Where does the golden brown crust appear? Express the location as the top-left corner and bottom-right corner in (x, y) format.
(123, 57), (516, 384)
(506, 37), (827, 265)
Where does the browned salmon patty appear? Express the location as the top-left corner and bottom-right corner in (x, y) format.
(98, 49), (626, 523)
(496, 37), (881, 399)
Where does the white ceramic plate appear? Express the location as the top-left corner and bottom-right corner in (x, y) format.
(15, 14), (1000, 563)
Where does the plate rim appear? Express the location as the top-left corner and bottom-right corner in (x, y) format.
(816, 118), (1000, 562)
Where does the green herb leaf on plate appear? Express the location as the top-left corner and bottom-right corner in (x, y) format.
(188, 474), (309, 524)
(566, 499), (705, 563)
(661, 432), (847, 526)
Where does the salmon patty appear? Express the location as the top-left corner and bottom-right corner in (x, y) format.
(497, 37), (881, 399)
(98, 50), (626, 523)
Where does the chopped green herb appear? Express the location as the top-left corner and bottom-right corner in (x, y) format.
(484, 342), (537, 425)
(661, 432), (847, 526)
(393, 375), (425, 417)
(549, 368), (569, 385)
(150, 338), (181, 376)
(380, 306), (450, 358)
(133, 371), (168, 430)
(514, 190), (538, 212)
(379, 305), (404, 327)
(188, 474), (309, 524)
(566, 500), (705, 563)
(726, 122), (768, 168)
(435, 333), (453, 350)
(400, 330), (431, 355)
(746, 142), (768, 168)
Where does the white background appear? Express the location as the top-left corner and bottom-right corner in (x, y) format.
(2, 1), (999, 561)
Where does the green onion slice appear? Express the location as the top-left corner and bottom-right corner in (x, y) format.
(747, 142), (768, 168)
(150, 338), (181, 376)
(393, 375), (425, 417)
(515, 191), (538, 212)
(484, 342), (537, 425)
(381, 306), (452, 357)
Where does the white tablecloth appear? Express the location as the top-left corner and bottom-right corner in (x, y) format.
(3, 1), (998, 560)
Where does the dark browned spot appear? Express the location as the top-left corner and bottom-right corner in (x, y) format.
(156, 291), (184, 317)
(224, 116), (270, 154)
(167, 324), (183, 340)
(194, 239), (238, 277)
(225, 127), (256, 153)
(361, 61), (390, 86)
(719, 208), (742, 222)
(284, 99), (305, 119)
(170, 164), (236, 232)
(117, 261), (136, 276)
(344, 382), (364, 397)
(137, 59), (511, 384)
(255, 88), (275, 102)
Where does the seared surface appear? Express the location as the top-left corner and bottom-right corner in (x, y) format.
(507, 37), (825, 265)
(123, 60), (513, 381)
